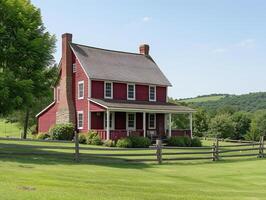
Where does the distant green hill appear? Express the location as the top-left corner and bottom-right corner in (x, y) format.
(184, 92), (266, 112)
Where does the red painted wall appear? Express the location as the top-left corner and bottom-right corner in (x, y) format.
(91, 80), (104, 98)
(113, 83), (127, 100)
(115, 112), (126, 129)
(73, 58), (89, 132)
(136, 85), (149, 101)
(90, 102), (106, 112)
(37, 103), (57, 133)
(91, 112), (104, 129)
(156, 86), (166, 102)
(136, 112), (143, 129)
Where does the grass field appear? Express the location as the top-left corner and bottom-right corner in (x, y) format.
(0, 118), (21, 138)
(179, 95), (225, 103)
(0, 139), (266, 200)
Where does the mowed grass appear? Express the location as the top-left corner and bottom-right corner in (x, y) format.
(0, 118), (21, 138)
(179, 95), (225, 103)
(0, 139), (266, 200)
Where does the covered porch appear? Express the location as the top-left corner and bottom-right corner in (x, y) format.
(89, 98), (195, 140)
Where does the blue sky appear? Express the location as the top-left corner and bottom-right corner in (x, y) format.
(32, 0), (266, 99)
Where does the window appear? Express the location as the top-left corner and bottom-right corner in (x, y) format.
(77, 111), (84, 129)
(56, 87), (60, 102)
(104, 82), (113, 99)
(127, 113), (136, 130)
(149, 86), (156, 101)
(104, 112), (114, 130)
(78, 81), (84, 99)
(148, 113), (156, 129)
(127, 84), (135, 100)
(73, 63), (76, 73)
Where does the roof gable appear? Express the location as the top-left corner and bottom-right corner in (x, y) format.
(70, 43), (172, 86)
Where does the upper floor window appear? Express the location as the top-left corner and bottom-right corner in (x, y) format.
(127, 84), (135, 100)
(78, 81), (84, 99)
(127, 113), (136, 130)
(73, 63), (76, 73)
(149, 86), (156, 101)
(148, 113), (156, 129)
(77, 111), (84, 129)
(104, 82), (113, 99)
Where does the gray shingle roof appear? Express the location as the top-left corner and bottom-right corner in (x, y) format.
(70, 43), (172, 86)
(89, 98), (195, 113)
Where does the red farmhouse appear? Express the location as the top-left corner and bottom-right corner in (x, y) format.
(36, 33), (195, 140)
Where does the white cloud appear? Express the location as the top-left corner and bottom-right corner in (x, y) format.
(142, 16), (151, 22)
(237, 39), (256, 48)
(212, 48), (227, 53)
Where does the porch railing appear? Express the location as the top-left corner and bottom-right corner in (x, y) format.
(93, 129), (144, 140)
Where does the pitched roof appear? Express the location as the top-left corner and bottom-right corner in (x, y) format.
(89, 98), (195, 113)
(70, 43), (172, 86)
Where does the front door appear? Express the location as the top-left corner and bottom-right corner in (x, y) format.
(157, 114), (165, 137)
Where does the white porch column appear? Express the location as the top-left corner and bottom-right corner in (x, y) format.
(143, 112), (146, 137)
(107, 110), (110, 140)
(189, 113), (193, 138)
(169, 113), (172, 137)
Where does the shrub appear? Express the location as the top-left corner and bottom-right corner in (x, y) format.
(86, 131), (102, 145)
(79, 134), (87, 144)
(129, 136), (151, 148)
(103, 140), (116, 147)
(191, 137), (202, 147)
(183, 136), (192, 147)
(167, 136), (186, 147)
(116, 138), (132, 148)
(37, 133), (50, 140)
(50, 123), (75, 140)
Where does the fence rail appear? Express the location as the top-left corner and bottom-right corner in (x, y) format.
(0, 134), (264, 164)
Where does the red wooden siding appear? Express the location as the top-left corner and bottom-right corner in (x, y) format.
(156, 86), (166, 102)
(74, 58), (89, 132)
(91, 112), (104, 129)
(136, 112), (143, 129)
(90, 102), (106, 112)
(91, 80), (104, 98)
(113, 83), (127, 100)
(115, 112), (126, 129)
(37, 103), (57, 133)
(136, 85), (149, 101)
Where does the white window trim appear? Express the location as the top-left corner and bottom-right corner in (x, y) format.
(104, 112), (115, 130)
(126, 112), (136, 130)
(127, 83), (135, 100)
(149, 85), (156, 102)
(73, 63), (76, 73)
(148, 113), (156, 129)
(77, 111), (84, 129)
(78, 80), (84, 100)
(104, 81), (113, 99)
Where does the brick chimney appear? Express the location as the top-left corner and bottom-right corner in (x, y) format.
(139, 44), (149, 55)
(56, 33), (75, 124)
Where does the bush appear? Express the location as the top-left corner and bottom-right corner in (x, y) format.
(191, 137), (202, 147)
(37, 133), (50, 140)
(167, 136), (186, 147)
(50, 123), (74, 140)
(103, 140), (116, 147)
(79, 134), (87, 144)
(116, 138), (132, 148)
(129, 136), (151, 148)
(183, 136), (192, 147)
(86, 131), (102, 145)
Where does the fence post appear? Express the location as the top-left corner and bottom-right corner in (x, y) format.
(215, 138), (219, 161)
(212, 142), (216, 161)
(156, 139), (162, 164)
(259, 136), (264, 158)
(74, 131), (80, 162)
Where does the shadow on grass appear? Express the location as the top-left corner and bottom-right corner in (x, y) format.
(0, 143), (154, 169)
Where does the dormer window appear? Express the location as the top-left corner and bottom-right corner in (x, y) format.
(73, 63), (76, 73)
(104, 82), (113, 99)
(78, 81), (84, 99)
(149, 86), (156, 101)
(127, 84), (135, 100)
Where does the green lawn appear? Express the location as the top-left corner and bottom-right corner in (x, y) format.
(0, 139), (266, 200)
(0, 118), (21, 138)
(179, 95), (225, 103)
